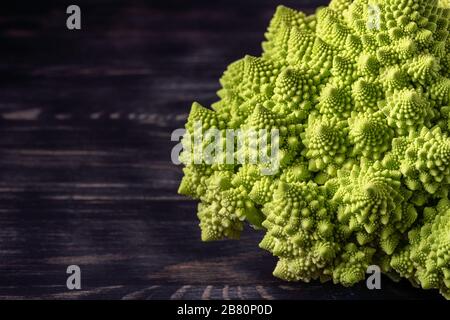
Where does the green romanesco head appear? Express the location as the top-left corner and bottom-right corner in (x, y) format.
(178, 0), (450, 299)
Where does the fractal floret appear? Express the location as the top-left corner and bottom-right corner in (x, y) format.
(178, 0), (450, 299)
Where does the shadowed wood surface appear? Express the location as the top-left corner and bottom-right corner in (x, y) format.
(0, 0), (443, 300)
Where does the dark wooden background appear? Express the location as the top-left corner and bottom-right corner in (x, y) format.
(0, 0), (442, 299)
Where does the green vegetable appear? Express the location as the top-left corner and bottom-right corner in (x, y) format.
(178, 0), (450, 299)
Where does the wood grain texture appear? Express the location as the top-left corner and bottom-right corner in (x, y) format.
(0, 0), (443, 300)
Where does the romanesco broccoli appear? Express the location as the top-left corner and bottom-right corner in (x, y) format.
(178, 0), (450, 299)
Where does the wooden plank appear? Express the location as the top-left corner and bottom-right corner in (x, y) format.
(0, 0), (444, 300)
